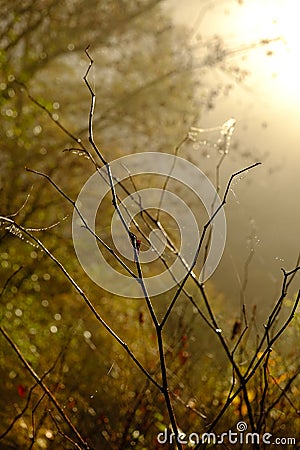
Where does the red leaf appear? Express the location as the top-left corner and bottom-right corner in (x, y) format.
(136, 239), (142, 252)
(17, 384), (26, 397)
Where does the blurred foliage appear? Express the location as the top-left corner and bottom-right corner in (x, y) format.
(0, 1), (299, 449)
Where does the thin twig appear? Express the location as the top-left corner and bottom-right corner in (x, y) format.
(0, 266), (23, 297)
(0, 216), (161, 391)
(25, 167), (137, 279)
(161, 162), (261, 328)
(195, 289), (300, 446)
(83, 47), (182, 447)
(0, 326), (92, 450)
(49, 410), (84, 450)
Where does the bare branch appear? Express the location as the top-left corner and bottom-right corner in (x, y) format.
(0, 216), (161, 391)
(161, 162), (261, 328)
(0, 266), (23, 297)
(0, 326), (92, 450)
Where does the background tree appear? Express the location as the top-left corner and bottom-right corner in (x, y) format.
(0, 1), (206, 448)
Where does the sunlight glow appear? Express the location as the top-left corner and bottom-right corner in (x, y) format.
(169, 0), (300, 105)
(234, 0), (300, 102)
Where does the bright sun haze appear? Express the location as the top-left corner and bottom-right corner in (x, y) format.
(231, 0), (300, 104)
